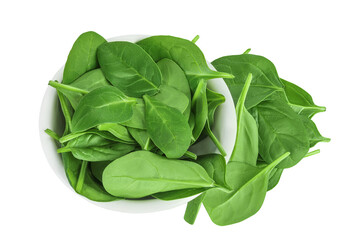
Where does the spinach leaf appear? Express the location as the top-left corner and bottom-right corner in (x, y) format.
(58, 134), (135, 162)
(59, 129), (133, 144)
(137, 36), (234, 90)
(196, 154), (228, 189)
(57, 69), (109, 109)
(157, 58), (191, 119)
(212, 54), (284, 109)
(143, 95), (192, 158)
(90, 161), (112, 182)
(191, 79), (208, 141)
(151, 85), (189, 114)
(267, 167), (283, 191)
(97, 123), (135, 144)
(122, 98), (146, 129)
(63, 31), (106, 84)
(206, 88), (225, 127)
(300, 115), (330, 147)
(203, 152), (289, 226)
(253, 94), (309, 168)
(184, 194), (205, 225)
(127, 127), (155, 150)
(97, 41), (161, 97)
(71, 86), (136, 133)
(153, 188), (207, 201)
(281, 78), (326, 118)
(102, 151), (215, 198)
(230, 73), (258, 166)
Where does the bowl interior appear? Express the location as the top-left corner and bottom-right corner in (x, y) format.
(39, 35), (237, 213)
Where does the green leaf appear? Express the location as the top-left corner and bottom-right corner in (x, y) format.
(71, 86), (136, 133)
(97, 123), (135, 144)
(300, 115), (331, 147)
(143, 95), (192, 158)
(212, 54), (284, 109)
(152, 85), (189, 114)
(90, 161), (112, 182)
(281, 78), (326, 118)
(62, 152), (117, 202)
(230, 73), (258, 166)
(60, 129), (134, 144)
(191, 79), (208, 141)
(59, 134), (135, 162)
(98, 41), (161, 97)
(253, 94), (309, 168)
(206, 88), (225, 126)
(58, 69), (110, 109)
(267, 167), (283, 191)
(127, 127), (155, 150)
(153, 188), (207, 201)
(63, 31), (106, 84)
(102, 151), (215, 198)
(184, 194), (205, 225)
(203, 152), (290, 226)
(137, 36), (233, 90)
(196, 154), (228, 189)
(122, 98), (146, 129)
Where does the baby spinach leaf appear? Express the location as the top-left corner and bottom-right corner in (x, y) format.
(98, 41), (161, 97)
(152, 85), (189, 113)
(153, 188), (207, 201)
(157, 58), (191, 119)
(90, 161), (112, 182)
(102, 151), (215, 198)
(122, 98), (146, 129)
(60, 129), (133, 144)
(300, 115), (331, 147)
(196, 154), (228, 189)
(281, 78), (326, 118)
(191, 79), (208, 141)
(137, 36), (234, 90)
(127, 127), (155, 150)
(57, 69), (110, 109)
(63, 31), (106, 84)
(207, 88), (225, 127)
(230, 73), (258, 166)
(212, 54), (284, 109)
(184, 194), (205, 225)
(144, 95), (192, 159)
(203, 152), (289, 226)
(71, 86), (136, 133)
(267, 167), (283, 191)
(253, 94), (309, 168)
(97, 123), (135, 144)
(59, 134), (135, 162)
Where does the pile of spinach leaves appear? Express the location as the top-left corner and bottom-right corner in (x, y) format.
(45, 31), (329, 226)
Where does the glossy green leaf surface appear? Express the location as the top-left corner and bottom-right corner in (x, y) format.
(253, 95), (309, 168)
(212, 54), (283, 108)
(63, 31), (106, 84)
(203, 152), (289, 226)
(122, 98), (146, 129)
(71, 86), (136, 133)
(137, 35), (233, 90)
(144, 95), (191, 158)
(206, 88), (225, 126)
(184, 194), (205, 225)
(61, 134), (135, 162)
(59, 69), (110, 109)
(102, 151), (215, 198)
(191, 79), (208, 141)
(97, 123), (135, 144)
(90, 161), (112, 182)
(127, 127), (155, 150)
(197, 154), (228, 189)
(281, 78), (326, 118)
(267, 167), (283, 191)
(300, 115), (330, 147)
(98, 41), (161, 97)
(152, 85), (189, 113)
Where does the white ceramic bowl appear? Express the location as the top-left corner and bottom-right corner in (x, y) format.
(39, 35), (237, 213)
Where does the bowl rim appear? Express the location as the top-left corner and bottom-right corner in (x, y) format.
(39, 34), (237, 213)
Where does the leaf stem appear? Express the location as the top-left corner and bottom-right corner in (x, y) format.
(205, 122), (226, 157)
(243, 48), (251, 54)
(305, 149), (320, 158)
(49, 80), (89, 94)
(44, 129), (60, 141)
(191, 35), (200, 43)
(59, 132), (86, 143)
(57, 90), (73, 134)
(184, 151), (197, 160)
(75, 161), (88, 193)
(57, 147), (71, 153)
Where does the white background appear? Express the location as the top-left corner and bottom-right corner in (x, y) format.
(1, 0), (359, 239)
